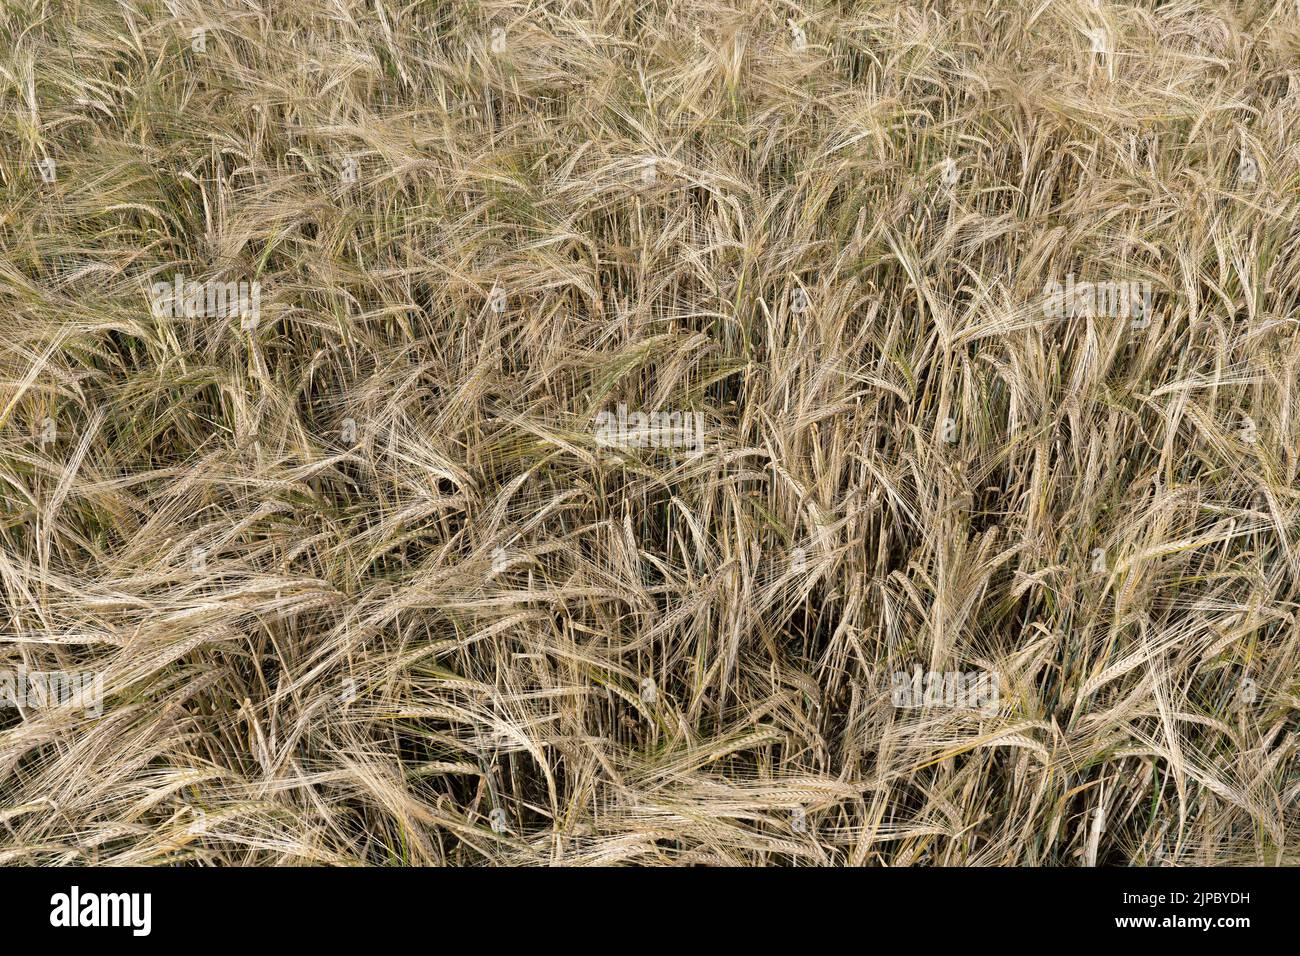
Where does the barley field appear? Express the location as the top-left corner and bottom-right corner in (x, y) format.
(1, 0), (1297, 866)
